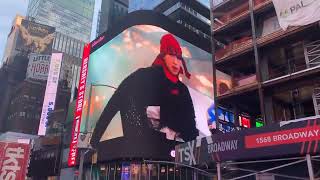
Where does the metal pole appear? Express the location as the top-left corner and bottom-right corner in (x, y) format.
(224, 156), (305, 165)
(210, 0), (220, 133)
(143, 160), (214, 177)
(90, 162), (93, 180)
(306, 154), (315, 180)
(217, 162), (222, 180)
(85, 84), (93, 132)
(230, 166), (307, 180)
(79, 150), (85, 180)
(58, 124), (65, 180)
(229, 159), (306, 180)
(79, 149), (90, 180)
(249, 0), (266, 125)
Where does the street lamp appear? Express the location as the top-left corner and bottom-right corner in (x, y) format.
(78, 83), (116, 180)
(84, 83), (117, 131)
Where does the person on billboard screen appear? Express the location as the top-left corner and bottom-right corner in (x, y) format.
(91, 34), (199, 147)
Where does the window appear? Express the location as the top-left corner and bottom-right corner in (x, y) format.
(19, 112), (26, 117)
(58, 34), (64, 51)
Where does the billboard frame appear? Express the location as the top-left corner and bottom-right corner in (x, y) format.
(68, 10), (213, 167)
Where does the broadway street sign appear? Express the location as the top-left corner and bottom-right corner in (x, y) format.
(176, 117), (320, 166)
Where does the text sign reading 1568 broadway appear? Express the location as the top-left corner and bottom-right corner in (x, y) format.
(176, 118), (320, 166)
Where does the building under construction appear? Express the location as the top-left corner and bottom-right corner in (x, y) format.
(186, 0), (320, 179)
(212, 0), (320, 129)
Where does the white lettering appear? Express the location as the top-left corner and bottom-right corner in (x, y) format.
(0, 147), (25, 179)
(208, 140), (238, 153)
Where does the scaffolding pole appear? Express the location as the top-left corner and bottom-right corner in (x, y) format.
(217, 162), (222, 180)
(306, 154), (315, 180)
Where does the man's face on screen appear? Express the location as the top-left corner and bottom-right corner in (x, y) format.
(164, 54), (181, 76)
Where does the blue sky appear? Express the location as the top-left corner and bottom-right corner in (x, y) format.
(0, 0), (101, 62)
(0, 0), (28, 62)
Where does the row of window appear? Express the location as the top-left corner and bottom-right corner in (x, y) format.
(10, 94), (39, 105)
(34, 151), (56, 160)
(30, 0), (92, 43)
(177, 20), (210, 39)
(45, 0), (93, 29)
(8, 111), (40, 120)
(83, 163), (211, 180)
(163, 2), (210, 39)
(180, 3), (211, 25)
(26, 0), (41, 18)
(53, 32), (85, 58)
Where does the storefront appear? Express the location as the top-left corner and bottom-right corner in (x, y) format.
(82, 161), (212, 180)
(176, 116), (320, 179)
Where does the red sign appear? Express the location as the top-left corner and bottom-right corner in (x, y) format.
(176, 118), (320, 165)
(239, 116), (251, 128)
(245, 122), (320, 151)
(68, 44), (91, 166)
(0, 141), (31, 179)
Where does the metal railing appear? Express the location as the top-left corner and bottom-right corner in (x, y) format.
(213, 0), (271, 31)
(218, 74), (257, 96)
(267, 60), (307, 80)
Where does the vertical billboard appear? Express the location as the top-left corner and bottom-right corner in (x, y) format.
(26, 53), (51, 80)
(68, 44), (91, 166)
(0, 141), (31, 179)
(16, 19), (55, 54)
(38, 53), (63, 136)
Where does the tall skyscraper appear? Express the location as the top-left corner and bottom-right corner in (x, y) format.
(1, 15), (24, 66)
(26, 0), (94, 91)
(129, 0), (209, 12)
(0, 16), (56, 133)
(128, 0), (211, 39)
(26, 0), (95, 43)
(96, 0), (128, 36)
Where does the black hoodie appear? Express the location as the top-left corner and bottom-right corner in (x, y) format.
(90, 65), (199, 148)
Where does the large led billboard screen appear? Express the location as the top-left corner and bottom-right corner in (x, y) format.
(86, 25), (213, 142)
(16, 19), (55, 55)
(38, 53), (63, 136)
(68, 23), (232, 165)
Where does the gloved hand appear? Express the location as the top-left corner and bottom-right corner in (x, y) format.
(146, 106), (160, 129)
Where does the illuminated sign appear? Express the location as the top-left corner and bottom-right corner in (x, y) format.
(239, 116), (251, 128)
(256, 121), (264, 128)
(26, 53), (51, 80)
(68, 44), (91, 166)
(0, 141), (30, 179)
(38, 53), (63, 136)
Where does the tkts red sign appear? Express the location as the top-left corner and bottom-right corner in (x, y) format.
(0, 141), (30, 180)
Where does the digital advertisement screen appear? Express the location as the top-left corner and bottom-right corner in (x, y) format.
(16, 19), (55, 55)
(83, 25), (214, 143)
(69, 24), (239, 163)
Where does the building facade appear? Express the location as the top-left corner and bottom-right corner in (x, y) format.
(0, 17), (56, 133)
(211, 0), (320, 128)
(128, 0), (211, 39)
(1, 15), (24, 66)
(5, 79), (70, 135)
(96, 0), (129, 37)
(26, 0), (95, 43)
(0, 16), (82, 134)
